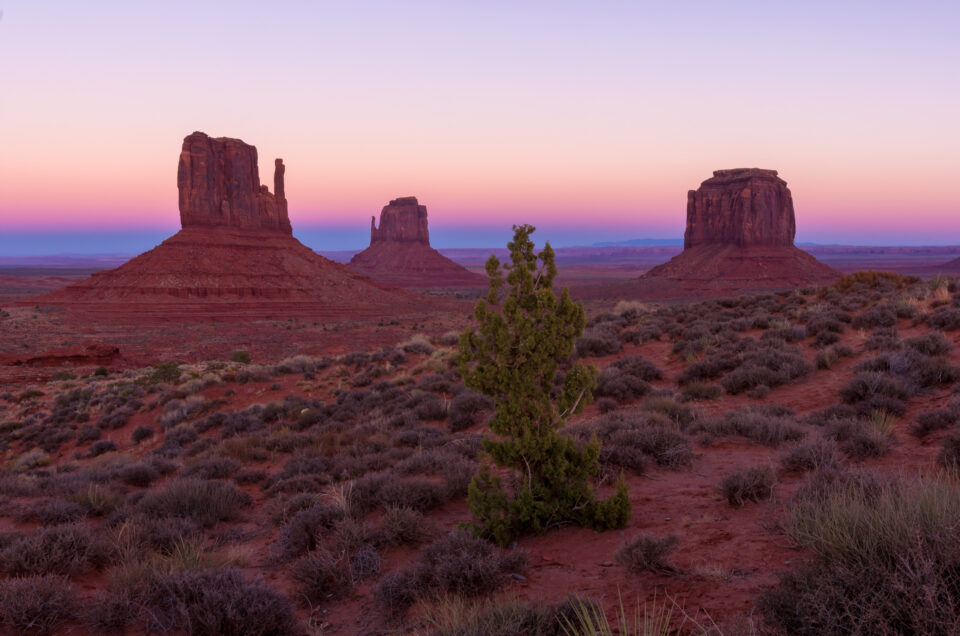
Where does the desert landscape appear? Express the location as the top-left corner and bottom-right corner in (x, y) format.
(2, 3), (959, 635)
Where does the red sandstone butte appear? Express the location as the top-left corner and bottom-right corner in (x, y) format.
(640, 168), (838, 296)
(348, 197), (485, 289)
(28, 132), (419, 320)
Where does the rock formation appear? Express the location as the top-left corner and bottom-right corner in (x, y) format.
(177, 132), (291, 233)
(684, 169), (795, 248)
(30, 132), (422, 320)
(370, 197), (430, 245)
(640, 169), (837, 297)
(349, 197), (485, 289)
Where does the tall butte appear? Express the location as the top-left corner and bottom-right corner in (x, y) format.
(32, 132), (415, 320)
(348, 197), (484, 288)
(641, 169), (837, 296)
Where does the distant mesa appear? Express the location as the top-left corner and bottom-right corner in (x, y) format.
(640, 168), (838, 296)
(28, 132), (417, 320)
(348, 197), (485, 289)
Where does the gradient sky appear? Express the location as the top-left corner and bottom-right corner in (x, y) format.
(1, 1), (958, 254)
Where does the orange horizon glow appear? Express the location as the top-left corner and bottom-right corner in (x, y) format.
(1, 2), (957, 248)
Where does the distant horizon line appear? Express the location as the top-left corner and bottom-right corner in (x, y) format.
(6, 240), (960, 262)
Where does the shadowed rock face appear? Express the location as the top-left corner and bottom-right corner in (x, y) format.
(370, 197), (430, 245)
(685, 168), (795, 249)
(178, 132), (291, 234)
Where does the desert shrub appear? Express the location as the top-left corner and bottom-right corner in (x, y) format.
(275, 503), (345, 559)
(289, 549), (353, 605)
(98, 406), (135, 430)
(594, 356), (661, 405)
(864, 327), (901, 351)
(910, 408), (958, 438)
(905, 331), (952, 356)
(694, 406), (805, 447)
(146, 361), (181, 385)
(935, 429), (960, 470)
(0, 575), (76, 635)
(374, 531), (527, 614)
(763, 472), (960, 634)
(229, 350), (251, 364)
(814, 348), (838, 370)
(449, 390), (494, 431)
(576, 324), (621, 357)
(840, 423), (891, 461)
(721, 346), (810, 394)
(139, 568), (297, 636)
(400, 334), (435, 355)
(720, 466), (775, 507)
(779, 439), (837, 474)
(840, 371), (911, 407)
(641, 396), (694, 428)
(594, 370), (650, 404)
(69, 484), (123, 517)
(136, 479), (251, 528)
(88, 439), (118, 457)
(0, 523), (113, 576)
(379, 477), (451, 512)
(131, 425), (154, 444)
(182, 457), (240, 480)
(614, 534), (679, 574)
(16, 498), (86, 525)
(76, 425), (102, 444)
(679, 381), (722, 401)
(377, 506), (432, 547)
(608, 428), (691, 469)
(929, 307), (960, 331)
(852, 306), (898, 329)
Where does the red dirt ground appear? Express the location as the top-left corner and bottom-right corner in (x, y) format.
(0, 261), (957, 634)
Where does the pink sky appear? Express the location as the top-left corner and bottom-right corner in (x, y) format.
(1, 1), (958, 250)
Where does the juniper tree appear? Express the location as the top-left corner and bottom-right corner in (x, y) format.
(457, 224), (630, 545)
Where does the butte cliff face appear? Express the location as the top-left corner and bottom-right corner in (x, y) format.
(178, 132), (291, 233)
(349, 197), (485, 288)
(684, 169), (795, 249)
(641, 168), (837, 296)
(31, 132), (419, 320)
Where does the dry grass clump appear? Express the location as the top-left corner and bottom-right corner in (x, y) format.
(136, 478), (251, 528)
(719, 466), (775, 507)
(614, 534), (679, 574)
(763, 471), (960, 634)
(0, 575), (77, 635)
(0, 523), (113, 576)
(679, 381), (722, 402)
(779, 438), (837, 474)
